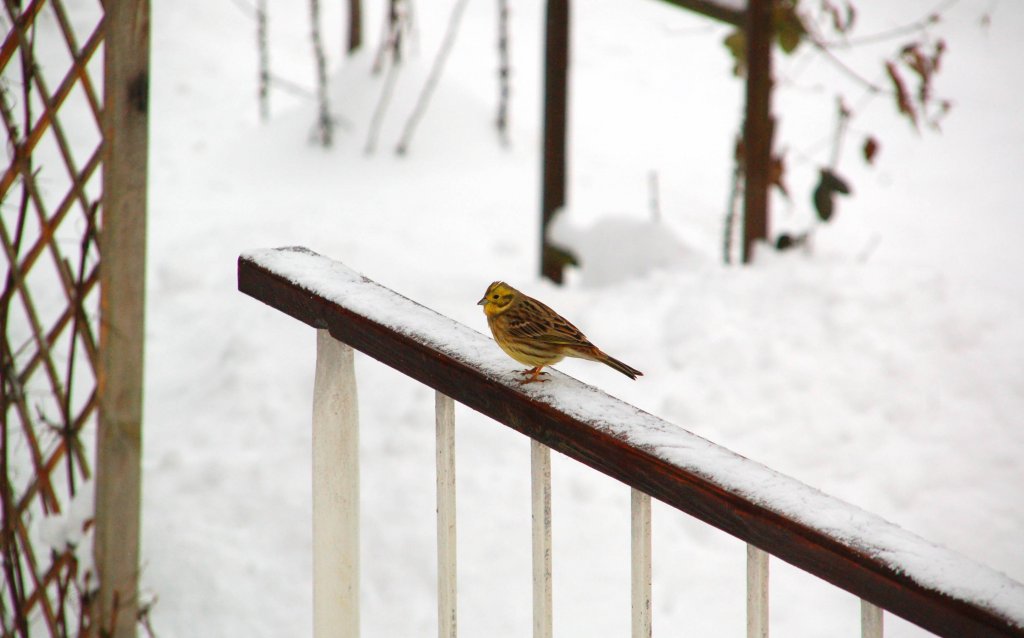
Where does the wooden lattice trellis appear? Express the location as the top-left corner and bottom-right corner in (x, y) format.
(2, 0), (146, 635)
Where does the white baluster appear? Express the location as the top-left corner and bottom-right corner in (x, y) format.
(631, 489), (652, 638)
(312, 330), (360, 638)
(436, 392), (458, 637)
(532, 440), (553, 638)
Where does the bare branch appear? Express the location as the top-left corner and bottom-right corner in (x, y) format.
(394, 0), (470, 155)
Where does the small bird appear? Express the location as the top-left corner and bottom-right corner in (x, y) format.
(477, 281), (643, 384)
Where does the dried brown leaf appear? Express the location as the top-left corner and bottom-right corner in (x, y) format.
(886, 60), (918, 129)
(863, 136), (880, 164)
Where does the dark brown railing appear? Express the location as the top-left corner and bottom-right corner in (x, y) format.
(239, 246), (1024, 638)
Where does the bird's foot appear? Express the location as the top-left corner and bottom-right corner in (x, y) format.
(517, 367), (549, 384)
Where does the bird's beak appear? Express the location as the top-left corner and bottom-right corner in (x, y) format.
(476, 296), (487, 306)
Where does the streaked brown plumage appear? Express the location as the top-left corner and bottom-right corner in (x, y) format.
(477, 281), (643, 384)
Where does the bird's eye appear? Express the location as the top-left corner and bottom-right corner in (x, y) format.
(492, 294), (499, 299)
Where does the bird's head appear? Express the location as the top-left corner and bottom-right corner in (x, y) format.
(477, 281), (519, 316)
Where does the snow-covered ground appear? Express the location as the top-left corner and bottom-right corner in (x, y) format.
(68, 0), (1024, 635)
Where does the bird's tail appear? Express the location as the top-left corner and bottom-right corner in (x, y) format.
(600, 353), (643, 380)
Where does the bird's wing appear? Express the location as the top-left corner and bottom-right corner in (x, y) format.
(504, 311), (552, 340)
(519, 297), (594, 347)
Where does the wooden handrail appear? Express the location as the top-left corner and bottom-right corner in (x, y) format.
(238, 247), (1024, 638)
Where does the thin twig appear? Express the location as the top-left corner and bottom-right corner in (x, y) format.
(802, 0), (958, 94)
(495, 0), (511, 145)
(388, 0), (404, 62)
(723, 134), (743, 265)
(365, 3), (409, 151)
(257, 0), (270, 120)
(59, 202), (97, 498)
(830, 98), (849, 168)
(364, 52), (401, 154)
(395, 0), (470, 155)
(818, 0), (957, 48)
(267, 73), (315, 99)
(804, 30), (884, 94)
(373, 0), (408, 73)
(309, 0), (334, 147)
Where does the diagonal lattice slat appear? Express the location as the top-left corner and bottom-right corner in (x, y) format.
(2, 0), (106, 633)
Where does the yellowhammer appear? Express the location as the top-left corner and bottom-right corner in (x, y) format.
(477, 281), (643, 384)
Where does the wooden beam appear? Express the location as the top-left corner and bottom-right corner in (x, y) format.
(95, 1), (149, 636)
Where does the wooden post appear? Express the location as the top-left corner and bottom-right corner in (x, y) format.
(436, 392), (457, 638)
(347, 0), (363, 54)
(742, 0), (774, 263)
(531, 440), (553, 638)
(540, 0), (570, 284)
(94, 1), (149, 635)
(312, 330), (360, 638)
(631, 489), (652, 638)
(747, 544), (769, 638)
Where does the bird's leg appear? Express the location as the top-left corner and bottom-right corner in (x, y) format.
(518, 366), (549, 384)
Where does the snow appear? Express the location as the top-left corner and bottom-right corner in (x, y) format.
(36, 487), (96, 575)
(550, 214), (701, 285)
(244, 246), (509, 375)
(21, 0), (1024, 635)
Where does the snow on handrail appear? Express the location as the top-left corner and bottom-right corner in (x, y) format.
(238, 246), (1024, 638)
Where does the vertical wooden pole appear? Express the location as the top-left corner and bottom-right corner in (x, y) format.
(347, 0), (363, 54)
(531, 440), (553, 638)
(742, 0), (774, 263)
(540, 0), (570, 284)
(313, 330), (360, 638)
(630, 489), (652, 638)
(747, 544), (769, 638)
(95, 1), (149, 635)
(861, 599), (884, 638)
(436, 392), (457, 638)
